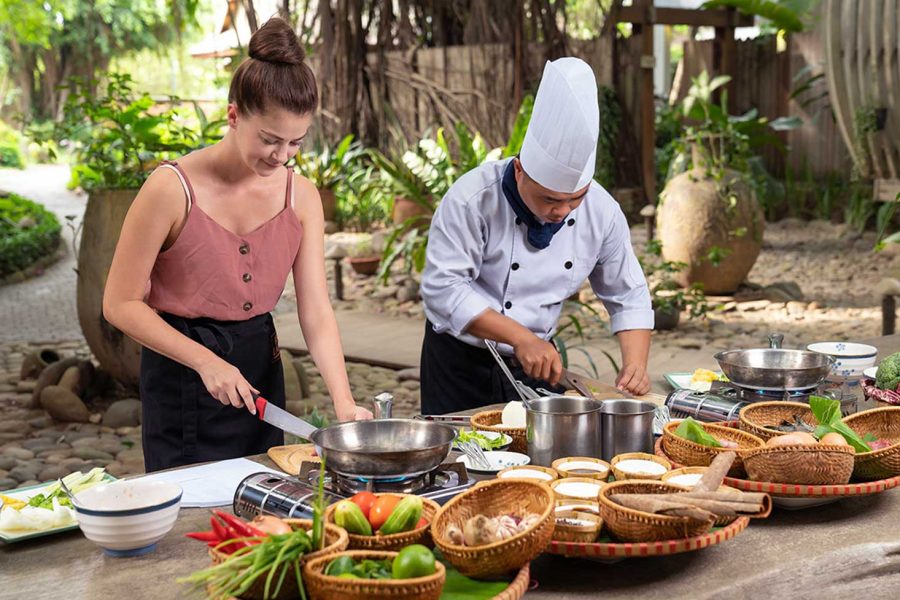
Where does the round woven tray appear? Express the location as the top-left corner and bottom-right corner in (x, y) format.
(470, 411), (527, 454)
(324, 494), (440, 551)
(738, 401), (816, 441)
(546, 516), (750, 559)
(843, 406), (900, 480)
(303, 550), (445, 600)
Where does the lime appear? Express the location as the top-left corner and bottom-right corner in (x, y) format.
(325, 555), (357, 577)
(391, 544), (436, 579)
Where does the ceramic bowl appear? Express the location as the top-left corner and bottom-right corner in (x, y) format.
(807, 342), (877, 381)
(73, 479), (183, 557)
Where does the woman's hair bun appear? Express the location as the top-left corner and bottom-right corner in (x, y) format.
(248, 17), (305, 65)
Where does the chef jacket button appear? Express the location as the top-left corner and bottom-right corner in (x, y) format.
(515, 218), (522, 226)
(242, 273), (252, 282)
(504, 301), (512, 309)
(567, 218), (575, 226)
(511, 262), (520, 271)
(239, 243), (250, 255)
(243, 302), (253, 311)
(565, 261), (573, 269)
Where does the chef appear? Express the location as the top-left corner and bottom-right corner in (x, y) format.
(419, 57), (654, 415)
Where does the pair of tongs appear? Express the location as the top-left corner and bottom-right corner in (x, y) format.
(484, 340), (539, 405)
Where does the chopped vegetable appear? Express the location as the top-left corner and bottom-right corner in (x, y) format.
(674, 418), (723, 447)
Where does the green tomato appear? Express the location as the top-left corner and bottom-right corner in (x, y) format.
(391, 544), (436, 579)
(325, 555), (357, 577)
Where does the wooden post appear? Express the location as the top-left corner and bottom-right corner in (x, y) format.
(634, 0), (657, 206)
(713, 8), (736, 110)
(883, 294), (896, 336)
(333, 259), (344, 301)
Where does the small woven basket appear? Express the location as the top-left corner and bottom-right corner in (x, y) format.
(549, 477), (606, 501)
(598, 480), (712, 542)
(470, 411), (527, 453)
(324, 494), (440, 551)
(743, 445), (855, 485)
(610, 452), (671, 481)
(551, 456), (611, 481)
(843, 407), (900, 480)
(661, 421), (765, 477)
(432, 479), (555, 578)
(739, 401), (816, 441)
(303, 550), (445, 600)
(208, 520), (348, 600)
(552, 509), (602, 543)
(496, 464), (558, 482)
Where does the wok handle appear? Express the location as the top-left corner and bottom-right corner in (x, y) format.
(768, 333), (784, 349)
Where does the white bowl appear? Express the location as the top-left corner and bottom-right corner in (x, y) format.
(73, 479), (182, 557)
(807, 342), (877, 380)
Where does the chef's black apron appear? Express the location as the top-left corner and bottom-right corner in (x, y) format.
(419, 320), (565, 415)
(140, 312), (285, 472)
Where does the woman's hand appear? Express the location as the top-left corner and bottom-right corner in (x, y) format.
(336, 403), (373, 422)
(197, 357), (259, 414)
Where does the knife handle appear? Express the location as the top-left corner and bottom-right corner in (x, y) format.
(252, 392), (269, 419)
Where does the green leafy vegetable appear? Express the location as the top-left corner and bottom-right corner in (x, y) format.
(809, 395), (871, 453)
(454, 430), (506, 451)
(875, 352), (900, 391)
(439, 562), (510, 600)
(674, 417), (723, 447)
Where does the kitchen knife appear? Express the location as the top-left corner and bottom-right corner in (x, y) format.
(255, 396), (318, 440)
(558, 368), (597, 398)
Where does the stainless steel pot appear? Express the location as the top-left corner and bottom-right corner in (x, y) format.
(713, 349), (834, 391)
(600, 399), (660, 461)
(525, 395), (603, 467)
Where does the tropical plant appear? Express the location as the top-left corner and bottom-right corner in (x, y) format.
(294, 134), (364, 191)
(28, 73), (225, 191)
(0, 193), (61, 278)
(639, 240), (710, 320)
(552, 301), (619, 378)
(336, 168), (390, 233)
(502, 94), (535, 158)
(702, 0), (817, 34)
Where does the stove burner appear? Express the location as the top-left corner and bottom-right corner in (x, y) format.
(297, 461), (470, 497)
(709, 381), (818, 402)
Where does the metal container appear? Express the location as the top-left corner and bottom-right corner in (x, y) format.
(665, 389), (750, 423)
(525, 395), (603, 467)
(233, 473), (345, 520)
(600, 399), (659, 461)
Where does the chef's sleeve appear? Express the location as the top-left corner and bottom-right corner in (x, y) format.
(421, 198), (494, 337)
(588, 208), (655, 333)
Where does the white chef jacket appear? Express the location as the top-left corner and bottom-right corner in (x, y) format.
(421, 158), (654, 351)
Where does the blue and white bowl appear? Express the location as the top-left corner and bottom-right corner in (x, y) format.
(73, 479), (182, 557)
(806, 342), (878, 382)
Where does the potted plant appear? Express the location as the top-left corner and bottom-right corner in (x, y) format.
(336, 168), (389, 233)
(656, 71), (798, 295)
(32, 74), (224, 386)
(346, 237), (381, 276)
(294, 134), (362, 225)
(640, 240), (709, 331)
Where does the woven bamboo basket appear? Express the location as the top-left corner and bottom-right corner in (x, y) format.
(661, 421), (765, 477)
(739, 401), (816, 441)
(598, 480), (713, 542)
(470, 411), (527, 453)
(551, 456), (611, 481)
(658, 469), (740, 527)
(208, 520), (348, 600)
(554, 498), (600, 515)
(610, 452), (671, 481)
(743, 445), (855, 485)
(549, 477), (606, 501)
(496, 464), (558, 482)
(843, 407), (900, 480)
(303, 550), (445, 600)
(552, 509), (602, 543)
(432, 479), (555, 578)
(324, 494), (440, 551)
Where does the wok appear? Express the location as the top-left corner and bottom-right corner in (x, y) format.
(310, 419), (456, 479)
(714, 348), (834, 391)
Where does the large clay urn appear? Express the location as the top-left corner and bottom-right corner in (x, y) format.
(391, 196), (432, 229)
(76, 189), (142, 387)
(656, 159), (764, 295)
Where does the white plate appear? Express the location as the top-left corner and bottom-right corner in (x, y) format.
(864, 366), (878, 379)
(455, 451), (530, 474)
(452, 430), (513, 451)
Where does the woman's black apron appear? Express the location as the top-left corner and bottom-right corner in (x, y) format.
(140, 312), (285, 472)
(419, 320), (565, 415)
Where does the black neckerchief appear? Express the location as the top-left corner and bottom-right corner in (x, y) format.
(501, 160), (564, 250)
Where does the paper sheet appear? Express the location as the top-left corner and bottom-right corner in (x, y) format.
(136, 458), (284, 508)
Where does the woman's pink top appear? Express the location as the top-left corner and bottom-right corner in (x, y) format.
(147, 160), (303, 321)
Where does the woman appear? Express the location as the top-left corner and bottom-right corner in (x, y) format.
(103, 18), (371, 472)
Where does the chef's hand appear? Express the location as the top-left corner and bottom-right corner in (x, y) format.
(616, 363), (650, 396)
(513, 336), (563, 386)
(197, 357), (259, 414)
(336, 403), (373, 422)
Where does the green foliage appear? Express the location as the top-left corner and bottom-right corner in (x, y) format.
(295, 134), (364, 191)
(595, 86), (621, 189)
(337, 168), (390, 233)
(0, 193), (61, 278)
(639, 239), (709, 320)
(702, 0), (813, 33)
(552, 300), (619, 377)
(0, 120), (24, 168)
(875, 353), (900, 392)
(28, 73), (225, 191)
(502, 94), (534, 158)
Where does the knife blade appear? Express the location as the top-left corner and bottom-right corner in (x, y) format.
(559, 368), (597, 398)
(255, 396), (318, 440)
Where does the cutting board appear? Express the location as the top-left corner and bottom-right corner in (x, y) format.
(267, 443), (319, 475)
(564, 374), (667, 405)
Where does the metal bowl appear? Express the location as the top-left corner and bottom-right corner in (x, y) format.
(714, 348), (835, 391)
(310, 419), (456, 479)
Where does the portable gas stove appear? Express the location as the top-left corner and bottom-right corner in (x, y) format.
(233, 461), (474, 521)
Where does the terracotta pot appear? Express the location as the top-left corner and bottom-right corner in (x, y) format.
(653, 306), (681, 331)
(347, 256), (381, 276)
(76, 189), (143, 387)
(656, 167), (764, 295)
(392, 196), (432, 229)
(318, 187), (337, 223)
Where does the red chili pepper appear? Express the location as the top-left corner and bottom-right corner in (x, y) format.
(210, 515), (230, 542)
(185, 531), (219, 542)
(214, 510), (266, 538)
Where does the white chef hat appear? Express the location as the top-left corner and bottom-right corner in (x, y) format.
(519, 57), (599, 193)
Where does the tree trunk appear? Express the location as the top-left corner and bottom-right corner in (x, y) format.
(244, 0), (259, 33)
